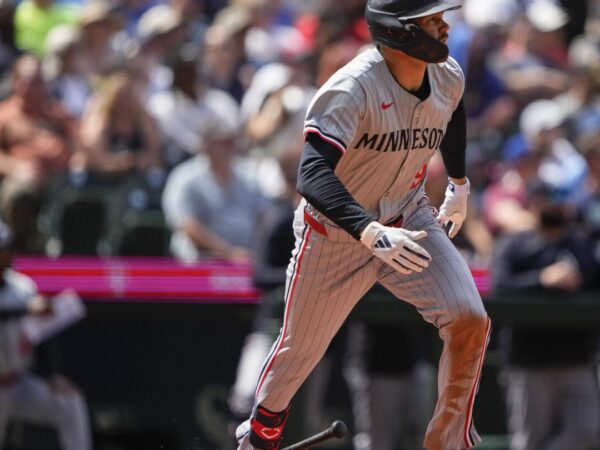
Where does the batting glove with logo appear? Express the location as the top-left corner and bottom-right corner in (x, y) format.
(360, 221), (431, 275)
(437, 178), (470, 239)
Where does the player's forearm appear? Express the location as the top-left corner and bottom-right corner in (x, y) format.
(298, 136), (375, 240)
(181, 221), (246, 259)
(439, 99), (466, 179)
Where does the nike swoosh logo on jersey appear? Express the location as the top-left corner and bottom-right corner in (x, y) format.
(381, 101), (395, 110)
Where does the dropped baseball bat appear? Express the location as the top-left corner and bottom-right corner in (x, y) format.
(281, 420), (347, 450)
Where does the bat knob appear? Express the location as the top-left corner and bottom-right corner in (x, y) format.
(331, 420), (348, 438)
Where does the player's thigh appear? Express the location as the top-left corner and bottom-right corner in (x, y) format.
(559, 367), (600, 434)
(284, 224), (377, 339)
(504, 369), (554, 437)
(378, 204), (484, 327)
(10, 374), (77, 425)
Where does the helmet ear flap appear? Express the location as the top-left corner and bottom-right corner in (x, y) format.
(386, 20), (413, 42)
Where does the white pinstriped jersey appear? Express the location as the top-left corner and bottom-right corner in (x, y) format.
(0, 269), (37, 376)
(304, 47), (464, 225)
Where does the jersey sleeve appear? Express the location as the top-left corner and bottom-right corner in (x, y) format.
(304, 74), (366, 153)
(445, 56), (466, 111)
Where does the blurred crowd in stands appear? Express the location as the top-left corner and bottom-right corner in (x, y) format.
(0, 0), (597, 271)
(1, 0), (600, 448)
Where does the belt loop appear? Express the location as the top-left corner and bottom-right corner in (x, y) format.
(304, 208), (328, 237)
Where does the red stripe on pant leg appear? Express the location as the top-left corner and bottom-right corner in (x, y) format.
(254, 228), (312, 398)
(463, 317), (492, 448)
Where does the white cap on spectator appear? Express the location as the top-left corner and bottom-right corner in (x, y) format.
(80, 0), (123, 30)
(464, 0), (517, 29)
(519, 99), (565, 143)
(526, 1), (568, 32)
(137, 4), (183, 43)
(199, 101), (241, 142)
(213, 5), (252, 37)
(569, 34), (600, 70)
(43, 24), (81, 79)
(202, 117), (240, 141)
(45, 23), (80, 56)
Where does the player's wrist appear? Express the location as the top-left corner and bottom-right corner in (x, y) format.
(448, 177), (470, 197)
(360, 221), (385, 249)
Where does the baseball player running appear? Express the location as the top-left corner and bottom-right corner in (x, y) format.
(0, 221), (92, 450)
(236, 1), (491, 449)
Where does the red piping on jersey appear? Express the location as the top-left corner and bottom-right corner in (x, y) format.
(304, 208), (328, 237)
(304, 128), (345, 154)
(463, 317), (491, 448)
(254, 227), (313, 398)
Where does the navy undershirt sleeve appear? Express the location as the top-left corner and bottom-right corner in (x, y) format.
(439, 99), (466, 179)
(297, 133), (376, 240)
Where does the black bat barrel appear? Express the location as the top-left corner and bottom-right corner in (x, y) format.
(281, 420), (347, 450)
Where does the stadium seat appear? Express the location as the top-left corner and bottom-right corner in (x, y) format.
(39, 184), (114, 256)
(101, 209), (170, 257)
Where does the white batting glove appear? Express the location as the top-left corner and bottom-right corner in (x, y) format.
(437, 178), (470, 239)
(360, 221), (431, 275)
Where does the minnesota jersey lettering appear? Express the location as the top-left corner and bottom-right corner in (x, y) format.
(354, 127), (445, 152)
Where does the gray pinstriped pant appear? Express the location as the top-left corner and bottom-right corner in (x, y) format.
(238, 197), (491, 450)
(503, 366), (600, 450)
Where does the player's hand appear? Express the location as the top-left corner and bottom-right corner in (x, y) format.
(50, 374), (82, 395)
(437, 178), (470, 238)
(540, 260), (582, 291)
(27, 295), (52, 316)
(360, 221), (431, 275)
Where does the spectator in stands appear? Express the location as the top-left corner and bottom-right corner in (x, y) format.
(119, 0), (159, 38)
(148, 44), (240, 168)
(240, 49), (315, 198)
(132, 3), (186, 97)
(493, 1), (570, 103)
(77, 0), (125, 80)
(481, 133), (539, 237)
(0, 54), (79, 253)
(169, 0), (210, 45)
(13, 0), (80, 56)
(231, 0), (306, 67)
(201, 6), (252, 102)
(555, 33), (600, 121)
(0, 220), (92, 450)
(42, 24), (91, 119)
(162, 107), (269, 262)
(0, 0), (20, 81)
(78, 69), (163, 183)
(293, 0), (370, 74)
(521, 99), (588, 206)
(491, 177), (600, 450)
(451, 0), (517, 146)
(574, 107), (600, 270)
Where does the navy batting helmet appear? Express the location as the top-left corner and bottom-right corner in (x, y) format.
(365, 0), (461, 63)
